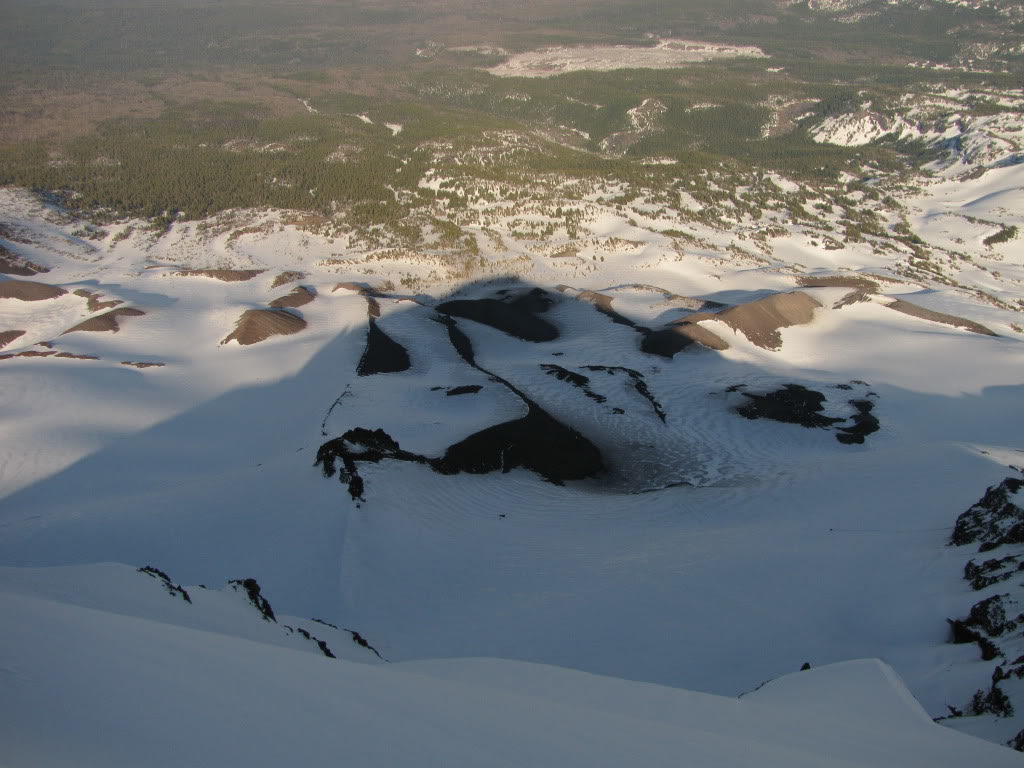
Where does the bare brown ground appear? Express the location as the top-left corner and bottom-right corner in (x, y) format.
(0, 247), (49, 276)
(686, 291), (822, 350)
(176, 269), (266, 282)
(73, 290), (122, 312)
(222, 309), (307, 346)
(0, 280), (66, 301)
(270, 285), (316, 309)
(0, 348), (56, 360)
(620, 283), (726, 311)
(666, 322), (730, 350)
(796, 275), (879, 292)
(120, 361), (164, 368)
(0, 330), (25, 348)
(63, 308), (145, 334)
(271, 271), (305, 290)
(886, 299), (997, 336)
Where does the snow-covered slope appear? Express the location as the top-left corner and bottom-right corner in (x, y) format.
(1, 565), (1018, 767)
(0, 171), (1022, 760)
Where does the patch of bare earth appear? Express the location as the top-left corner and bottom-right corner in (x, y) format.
(175, 269), (266, 282)
(641, 322), (730, 357)
(796, 275), (879, 291)
(0, 246), (48, 276)
(271, 271), (305, 289)
(63, 308), (145, 334)
(0, 330), (26, 348)
(797, 275), (881, 309)
(620, 284), (726, 311)
(0, 280), (66, 301)
(886, 299), (997, 336)
(73, 289), (122, 312)
(270, 286), (316, 309)
(120, 361), (164, 368)
(222, 309), (307, 346)
(689, 291), (822, 350)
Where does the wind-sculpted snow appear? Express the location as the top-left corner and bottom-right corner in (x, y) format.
(0, 228), (1021, 760)
(4, 565), (1021, 768)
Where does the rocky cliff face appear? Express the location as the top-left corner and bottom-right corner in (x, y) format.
(947, 477), (1024, 749)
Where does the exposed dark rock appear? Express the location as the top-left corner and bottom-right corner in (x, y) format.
(316, 428), (427, 500)
(446, 385), (482, 396)
(835, 399), (880, 444)
(346, 629), (386, 660)
(948, 618), (1001, 661)
(737, 384), (843, 429)
(542, 364), (607, 403)
(584, 365), (666, 423)
(965, 555), (1022, 591)
(436, 406), (604, 483)
(734, 384), (879, 444)
(1008, 728), (1024, 751)
(437, 288), (558, 342)
(295, 627), (337, 659)
(138, 565), (191, 603)
(970, 677), (1014, 718)
(443, 316), (477, 365)
(317, 410), (604, 500)
(964, 594), (1020, 638)
(951, 477), (1024, 551)
(357, 319), (411, 376)
(228, 578), (276, 622)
